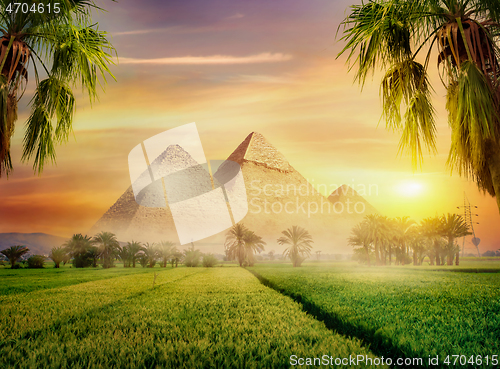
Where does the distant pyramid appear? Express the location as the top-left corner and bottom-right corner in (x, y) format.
(89, 132), (377, 252)
(328, 184), (378, 215)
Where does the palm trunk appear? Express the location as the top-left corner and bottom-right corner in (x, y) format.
(486, 140), (500, 213)
(447, 237), (454, 266)
(455, 251), (460, 266)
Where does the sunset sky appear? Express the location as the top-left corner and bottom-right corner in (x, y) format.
(0, 0), (498, 253)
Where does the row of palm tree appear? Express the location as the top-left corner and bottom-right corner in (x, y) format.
(51, 232), (183, 269)
(348, 213), (471, 266)
(224, 223), (315, 267)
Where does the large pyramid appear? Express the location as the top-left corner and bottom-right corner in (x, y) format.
(90, 132), (377, 253)
(89, 144), (198, 242)
(221, 132), (377, 251)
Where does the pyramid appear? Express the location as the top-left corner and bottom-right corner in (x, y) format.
(328, 184), (378, 215)
(226, 132), (294, 172)
(90, 132), (378, 253)
(219, 132), (377, 251)
(89, 144), (203, 242)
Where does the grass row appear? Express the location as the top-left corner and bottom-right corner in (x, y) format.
(0, 266), (385, 368)
(0, 263), (160, 295)
(249, 263), (500, 368)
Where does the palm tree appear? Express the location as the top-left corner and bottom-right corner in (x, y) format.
(242, 230), (266, 266)
(393, 216), (416, 265)
(348, 222), (372, 266)
(127, 241), (143, 268)
(421, 216), (446, 265)
(338, 0), (500, 213)
(225, 223), (266, 266)
(158, 240), (175, 267)
(49, 246), (66, 268)
(225, 223), (248, 267)
(86, 245), (100, 268)
(0, 0), (115, 176)
(93, 231), (120, 268)
(1, 245), (29, 268)
(117, 245), (130, 267)
(407, 226), (427, 265)
(381, 217), (399, 265)
(278, 226), (314, 267)
(64, 234), (93, 268)
(364, 214), (386, 265)
(142, 243), (158, 268)
(169, 247), (183, 267)
(440, 213), (472, 265)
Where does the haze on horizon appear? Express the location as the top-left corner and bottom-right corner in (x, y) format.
(0, 0), (498, 253)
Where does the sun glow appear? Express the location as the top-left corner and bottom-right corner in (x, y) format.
(397, 181), (424, 197)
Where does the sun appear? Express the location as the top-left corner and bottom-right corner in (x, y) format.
(397, 181), (424, 197)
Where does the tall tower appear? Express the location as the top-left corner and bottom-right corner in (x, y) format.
(457, 193), (480, 257)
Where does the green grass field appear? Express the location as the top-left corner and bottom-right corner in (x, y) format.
(0, 266), (384, 369)
(1, 260), (499, 368)
(249, 262), (500, 368)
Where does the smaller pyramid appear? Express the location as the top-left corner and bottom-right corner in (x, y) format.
(328, 185), (378, 215)
(227, 132), (293, 172)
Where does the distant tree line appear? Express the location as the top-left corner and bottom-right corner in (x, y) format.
(349, 213), (471, 266)
(0, 231), (222, 269)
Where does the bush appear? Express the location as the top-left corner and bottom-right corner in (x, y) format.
(202, 254), (218, 267)
(27, 255), (46, 268)
(72, 255), (93, 268)
(184, 249), (201, 267)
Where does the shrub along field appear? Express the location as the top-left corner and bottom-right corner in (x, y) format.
(0, 266), (385, 368)
(250, 263), (500, 368)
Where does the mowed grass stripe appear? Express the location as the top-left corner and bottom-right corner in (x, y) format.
(250, 263), (500, 368)
(0, 267), (200, 344)
(0, 267), (386, 369)
(0, 265), (162, 296)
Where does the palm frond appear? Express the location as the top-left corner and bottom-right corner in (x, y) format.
(381, 59), (436, 167)
(21, 76), (75, 173)
(21, 103), (55, 173)
(338, 0), (431, 86)
(50, 22), (116, 100)
(447, 60), (499, 183)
